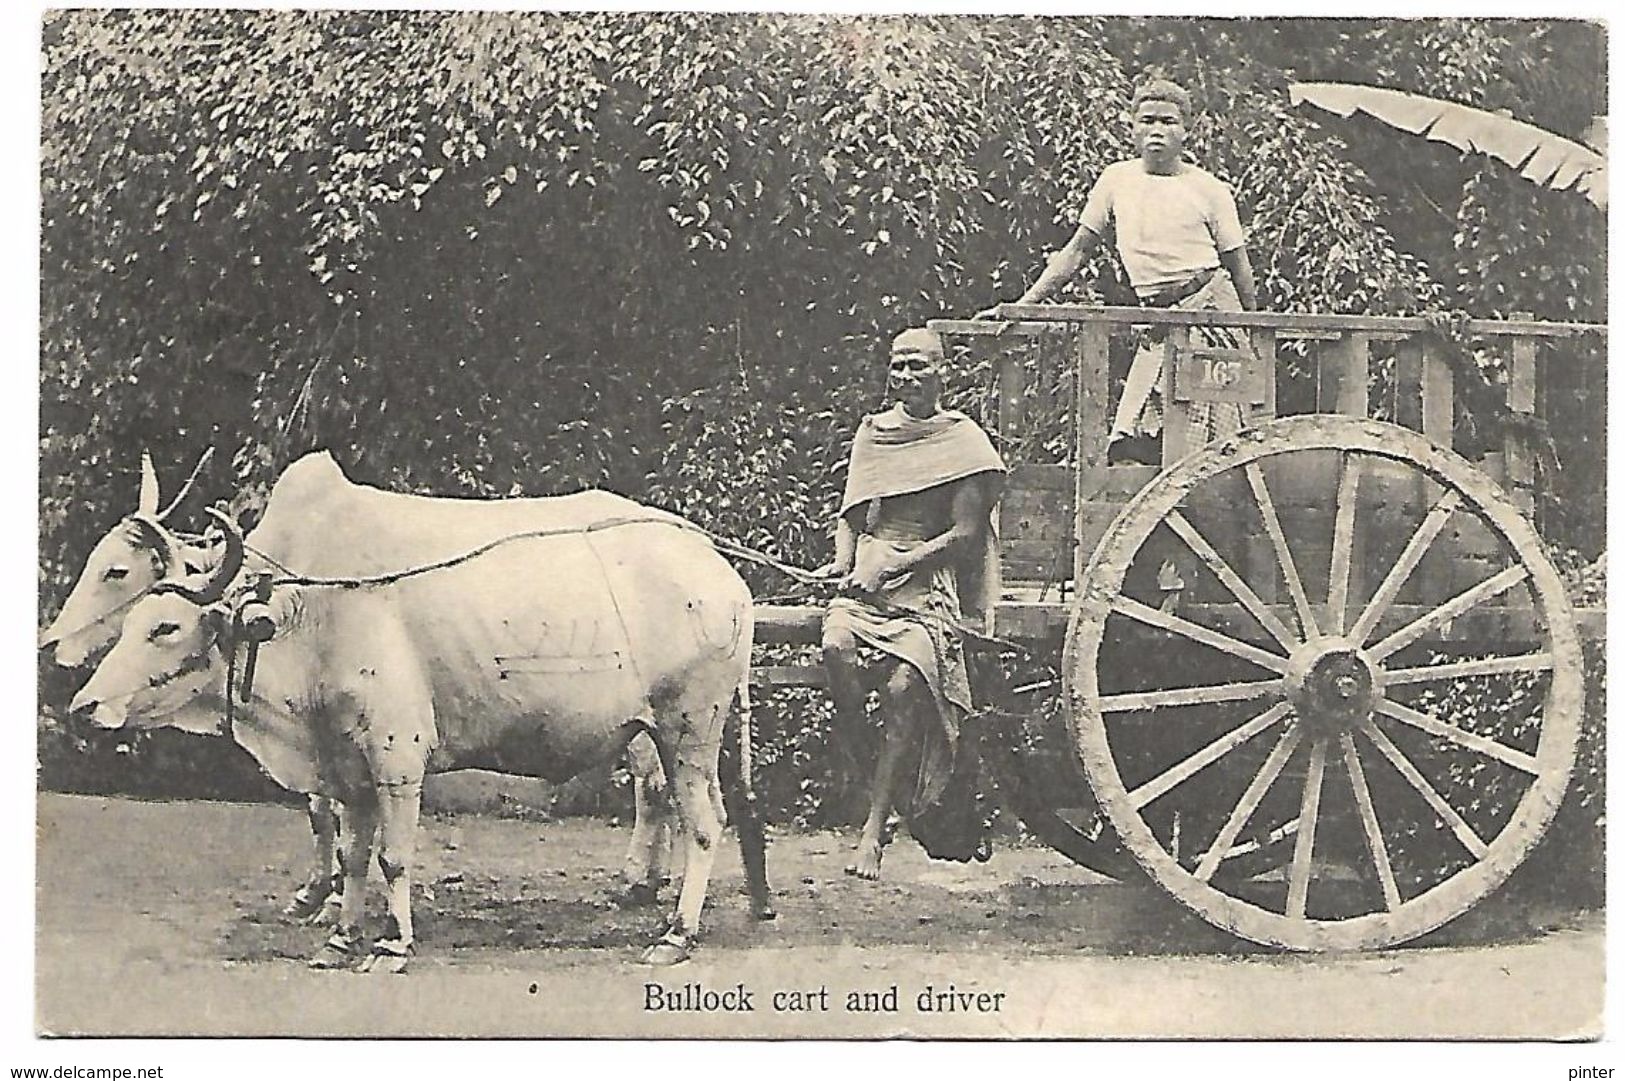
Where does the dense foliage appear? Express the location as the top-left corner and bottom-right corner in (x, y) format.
(40, 15), (1604, 890)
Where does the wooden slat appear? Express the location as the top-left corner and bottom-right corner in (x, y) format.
(1078, 463), (1160, 503)
(927, 319), (1065, 339)
(993, 304), (1606, 339)
(1162, 329), (1195, 467)
(1073, 498), (1129, 578)
(989, 600), (1071, 640)
(749, 599), (1595, 652)
(1075, 323), (1110, 473)
(754, 604), (823, 644)
(1252, 328), (1278, 423)
(1333, 332), (1371, 418)
(1000, 502), (1074, 542)
(1003, 463), (1076, 583)
(1008, 462), (1074, 491)
(1394, 337), (1424, 433)
(751, 665), (827, 688)
(1421, 340), (1455, 450)
(1074, 321), (1109, 585)
(990, 598), (1594, 645)
(1505, 333), (1538, 514)
(1412, 337), (1456, 604)
(1035, 327), (1057, 437)
(997, 349), (1024, 451)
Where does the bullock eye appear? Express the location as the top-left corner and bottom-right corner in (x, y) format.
(148, 621), (181, 641)
(103, 566), (130, 581)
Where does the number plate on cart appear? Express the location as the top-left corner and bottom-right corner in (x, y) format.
(1170, 342), (1268, 404)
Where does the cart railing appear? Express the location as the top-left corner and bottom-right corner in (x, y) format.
(922, 307), (1604, 633)
(754, 307), (1605, 681)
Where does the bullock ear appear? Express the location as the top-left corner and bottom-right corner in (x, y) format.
(129, 514), (185, 579)
(137, 452), (160, 517)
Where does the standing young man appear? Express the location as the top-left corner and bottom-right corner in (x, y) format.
(982, 78), (1260, 459)
(815, 328), (1006, 879)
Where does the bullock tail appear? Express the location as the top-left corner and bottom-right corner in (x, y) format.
(734, 673), (755, 803)
(727, 669), (776, 920)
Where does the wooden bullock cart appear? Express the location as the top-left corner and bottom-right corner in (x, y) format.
(755, 304), (1605, 952)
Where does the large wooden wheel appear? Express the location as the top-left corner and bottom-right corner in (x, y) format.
(1064, 416), (1582, 951)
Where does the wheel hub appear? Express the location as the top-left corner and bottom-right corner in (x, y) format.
(1285, 638), (1377, 738)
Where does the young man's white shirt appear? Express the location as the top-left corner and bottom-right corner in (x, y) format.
(1078, 160), (1246, 297)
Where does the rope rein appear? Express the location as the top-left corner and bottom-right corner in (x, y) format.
(249, 515), (823, 590)
(242, 514), (1020, 649)
(45, 586), (152, 646)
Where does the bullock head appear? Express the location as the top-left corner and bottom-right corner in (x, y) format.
(40, 450), (214, 668)
(69, 507), (247, 734)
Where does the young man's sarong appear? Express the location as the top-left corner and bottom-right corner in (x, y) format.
(1111, 272), (1250, 444)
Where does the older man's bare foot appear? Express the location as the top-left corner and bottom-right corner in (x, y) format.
(844, 846), (883, 880)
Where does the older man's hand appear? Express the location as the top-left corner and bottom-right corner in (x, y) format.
(848, 554), (913, 596)
(811, 561), (853, 592)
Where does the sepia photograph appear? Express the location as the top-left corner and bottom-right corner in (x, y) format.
(28, 7), (1607, 1052)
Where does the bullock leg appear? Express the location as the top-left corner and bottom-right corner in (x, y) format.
(284, 795), (343, 925)
(312, 800), (348, 927)
(845, 662), (924, 881)
(360, 781), (422, 975)
(641, 734), (726, 966)
(309, 792), (377, 970)
(618, 737), (670, 907)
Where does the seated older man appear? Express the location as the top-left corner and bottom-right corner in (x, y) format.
(815, 327), (1006, 879)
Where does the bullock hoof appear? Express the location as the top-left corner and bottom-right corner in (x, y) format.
(304, 896), (343, 927)
(614, 882), (661, 908)
(282, 883), (332, 921)
(359, 942), (413, 975)
(640, 932), (692, 967)
(308, 934), (363, 970)
(751, 898), (778, 921)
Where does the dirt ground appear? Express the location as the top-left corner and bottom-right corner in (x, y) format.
(35, 791), (1602, 1039)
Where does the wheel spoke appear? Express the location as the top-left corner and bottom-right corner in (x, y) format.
(1287, 737), (1328, 919)
(1367, 565), (1531, 662)
(1110, 596), (1291, 673)
(1128, 702), (1292, 809)
(1349, 490), (1461, 645)
(1340, 732), (1401, 912)
(1373, 697), (1541, 775)
(1327, 453), (1362, 634)
(1245, 462), (1320, 639)
(1379, 652), (1554, 686)
(1165, 510), (1299, 650)
(1099, 678), (1285, 714)
(1194, 725), (1303, 882)
(1357, 717), (1489, 859)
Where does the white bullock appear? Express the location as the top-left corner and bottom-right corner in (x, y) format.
(72, 452), (771, 969)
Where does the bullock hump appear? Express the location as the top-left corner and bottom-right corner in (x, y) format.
(251, 457), (703, 581)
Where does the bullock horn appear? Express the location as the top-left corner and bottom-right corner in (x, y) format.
(137, 452), (160, 517)
(156, 446), (215, 522)
(128, 514), (185, 579)
(158, 507), (244, 605)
